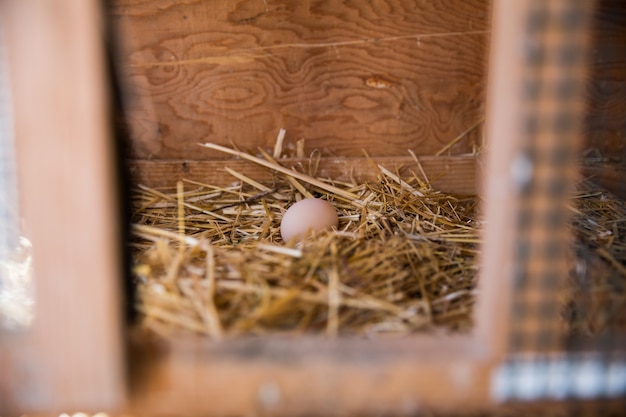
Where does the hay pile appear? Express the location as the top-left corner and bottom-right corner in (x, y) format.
(129, 140), (626, 341)
(129, 143), (480, 339)
(566, 181), (626, 336)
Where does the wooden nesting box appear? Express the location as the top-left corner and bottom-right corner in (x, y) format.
(116, 0), (487, 196)
(1, 0), (625, 415)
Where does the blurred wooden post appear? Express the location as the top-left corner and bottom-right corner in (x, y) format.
(479, 0), (594, 356)
(0, 0), (125, 413)
(475, 0), (530, 359)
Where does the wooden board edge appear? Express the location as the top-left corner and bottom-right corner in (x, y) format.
(127, 155), (479, 195)
(0, 0), (126, 413)
(127, 332), (495, 416)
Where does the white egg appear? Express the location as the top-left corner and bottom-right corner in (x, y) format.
(280, 198), (338, 242)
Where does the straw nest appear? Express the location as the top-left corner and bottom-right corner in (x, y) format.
(130, 142), (480, 339)
(566, 180), (626, 336)
(129, 140), (626, 340)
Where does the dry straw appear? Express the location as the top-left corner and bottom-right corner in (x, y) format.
(566, 181), (626, 336)
(129, 138), (625, 340)
(130, 139), (480, 339)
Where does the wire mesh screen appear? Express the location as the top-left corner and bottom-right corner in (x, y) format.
(493, 0), (626, 408)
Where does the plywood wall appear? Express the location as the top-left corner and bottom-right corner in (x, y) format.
(584, 0), (626, 161)
(110, 0), (490, 161)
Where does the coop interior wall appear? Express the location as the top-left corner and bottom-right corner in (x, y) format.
(111, 0), (625, 196)
(111, 0), (490, 161)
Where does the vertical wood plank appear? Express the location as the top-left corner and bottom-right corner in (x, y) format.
(475, 0), (530, 359)
(0, 0), (125, 413)
(508, 0), (594, 353)
(477, 0), (595, 357)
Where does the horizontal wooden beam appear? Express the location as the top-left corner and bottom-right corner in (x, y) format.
(127, 155), (479, 195)
(128, 333), (494, 416)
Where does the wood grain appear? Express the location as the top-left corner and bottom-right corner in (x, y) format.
(481, 0), (595, 356)
(128, 155), (478, 194)
(129, 334), (494, 416)
(0, 0), (125, 413)
(110, 0), (490, 160)
(584, 0), (626, 161)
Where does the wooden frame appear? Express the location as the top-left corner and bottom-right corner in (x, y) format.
(0, 0), (125, 413)
(0, 0), (614, 415)
(123, 0), (520, 414)
(127, 155), (478, 195)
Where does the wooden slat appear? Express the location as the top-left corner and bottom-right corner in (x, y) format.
(129, 334), (494, 416)
(110, 0), (489, 160)
(474, 0), (529, 360)
(0, 0), (125, 413)
(128, 155), (478, 194)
